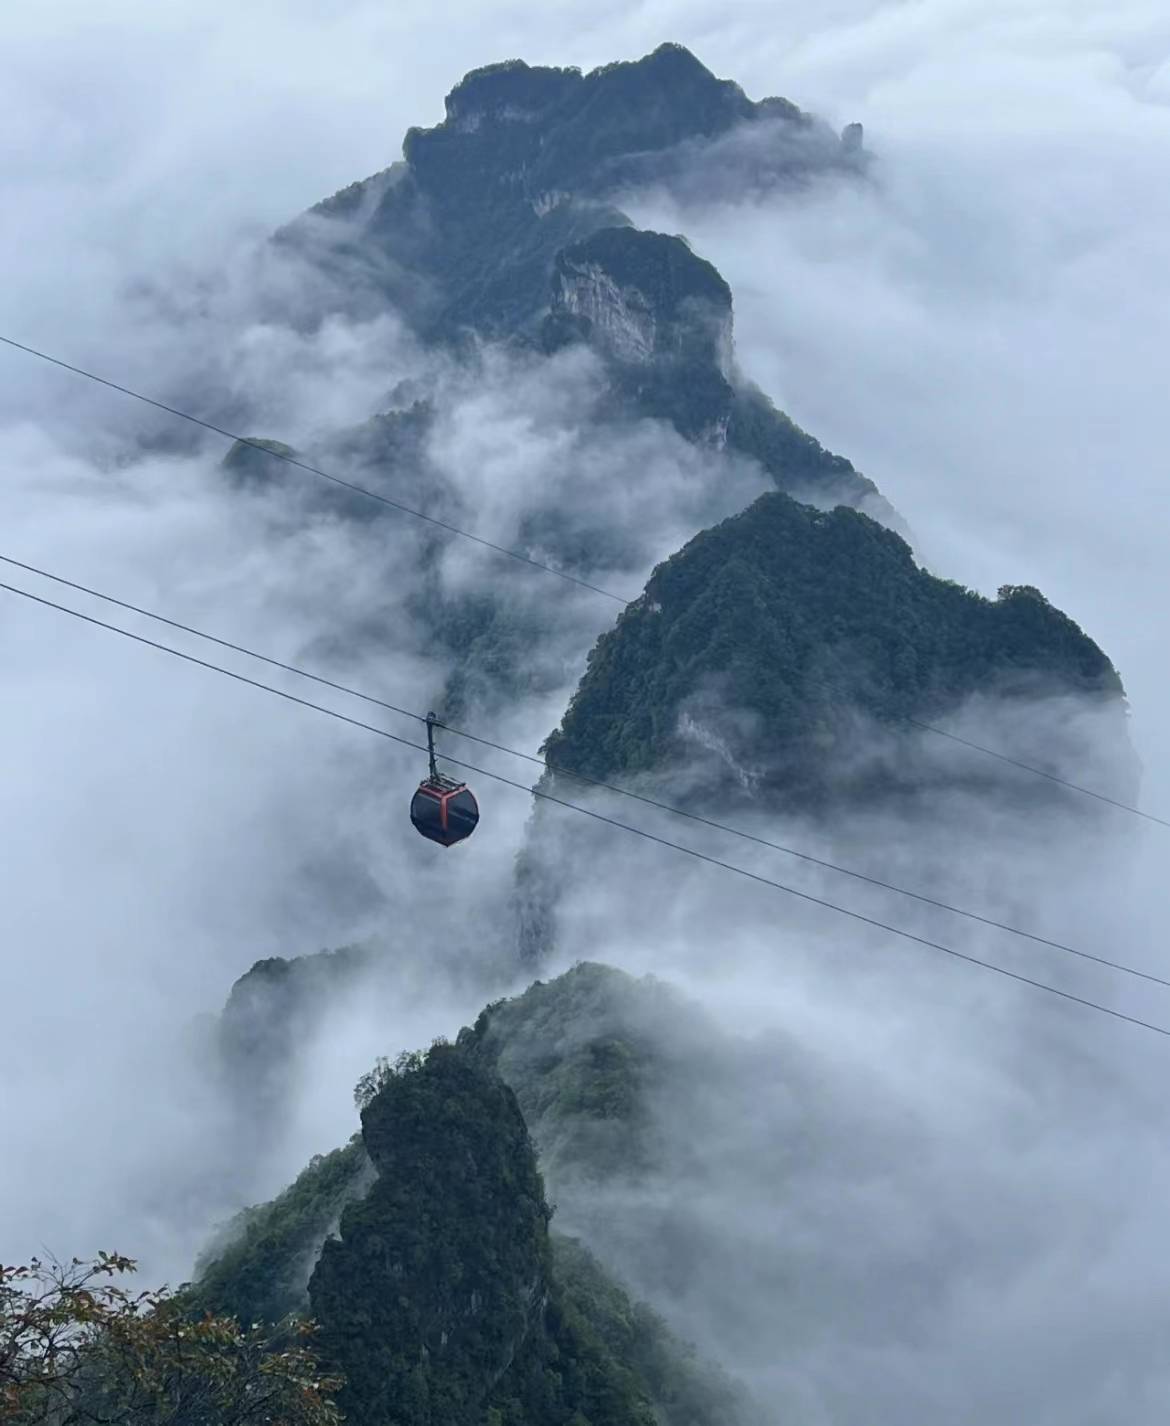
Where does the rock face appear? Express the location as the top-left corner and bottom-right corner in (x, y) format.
(305, 1043), (670, 1426)
(549, 228), (732, 371)
(216, 948), (376, 1136)
(543, 227), (737, 445)
(278, 43), (881, 511)
(309, 41), (857, 339)
(538, 224), (889, 504)
(193, 993), (757, 1426)
(309, 1046), (551, 1426)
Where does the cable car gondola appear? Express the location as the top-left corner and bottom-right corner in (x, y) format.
(410, 711), (480, 847)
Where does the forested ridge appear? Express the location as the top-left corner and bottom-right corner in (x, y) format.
(190, 988), (754, 1426)
(542, 492), (1125, 806)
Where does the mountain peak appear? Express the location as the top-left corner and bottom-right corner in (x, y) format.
(406, 42), (818, 199)
(441, 57), (580, 128)
(283, 48), (881, 514)
(440, 43), (743, 131)
(539, 491), (1132, 809)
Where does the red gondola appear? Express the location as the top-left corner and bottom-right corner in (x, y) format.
(410, 712), (479, 847)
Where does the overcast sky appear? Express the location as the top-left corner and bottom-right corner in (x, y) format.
(3, 3), (1170, 1422)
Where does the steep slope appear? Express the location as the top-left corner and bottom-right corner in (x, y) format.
(182, 43), (1142, 1419)
(309, 1044), (577, 1426)
(287, 42), (859, 345)
(276, 44), (881, 513)
(192, 969), (758, 1426)
(543, 225), (884, 506)
(188, 1137), (375, 1327)
(216, 945), (377, 1138)
(541, 491), (1131, 811)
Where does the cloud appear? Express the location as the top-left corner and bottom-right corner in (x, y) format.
(0, 95), (761, 1284)
(3, 4), (1170, 1421)
(523, 740), (1169, 1424)
(619, 2), (1170, 792)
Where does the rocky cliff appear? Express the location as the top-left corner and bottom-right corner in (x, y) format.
(276, 44), (880, 513)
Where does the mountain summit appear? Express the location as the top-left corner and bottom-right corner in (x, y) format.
(278, 44), (881, 513)
(292, 43), (860, 344)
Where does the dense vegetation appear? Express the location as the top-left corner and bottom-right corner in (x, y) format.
(277, 43), (879, 511)
(542, 491), (1128, 809)
(193, 968), (752, 1426)
(727, 384), (883, 509)
(308, 1044), (554, 1425)
(308, 1042), (677, 1426)
(415, 43), (807, 199)
(463, 962), (695, 1186)
(1, 1253), (341, 1426)
(187, 1137), (374, 1327)
(550, 1236), (754, 1426)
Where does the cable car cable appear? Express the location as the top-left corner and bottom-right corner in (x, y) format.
(0, 334), (630, 604)
(1, 546), (1164, 989)
(902, 716), (1164, 823)
(2, 574), (1168, 1042)
(1, 330), (1165, 829)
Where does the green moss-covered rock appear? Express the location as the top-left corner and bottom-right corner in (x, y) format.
(307, 1041), (658, 1426)
(541, 490), (1128, 809)
(309, 1044), (548, 1424)
(194, 969), (760, 1425)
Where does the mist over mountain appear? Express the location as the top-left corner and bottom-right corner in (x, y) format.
(543, 494), (1128, 807)
(271, 43), (886, 525)
(172, 43), (1147, 1424)
(280, 44), (863, 342)
(5, 19), (1170, 1426)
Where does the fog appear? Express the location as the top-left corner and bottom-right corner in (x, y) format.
(3, 3), (1170, 1423)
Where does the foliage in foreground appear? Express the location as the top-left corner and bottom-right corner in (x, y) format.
(0, 1252), (341, 1426)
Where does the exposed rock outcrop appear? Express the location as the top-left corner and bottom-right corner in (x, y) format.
(276, 44), (880, 509)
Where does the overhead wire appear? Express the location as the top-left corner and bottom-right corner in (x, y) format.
(903, 716), (1167, 825)
(1, 574), (1168, 1043)
(1, 330), (1164, 828)
(0, 334), (630, 604)
(1, 547), (1165, 991)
